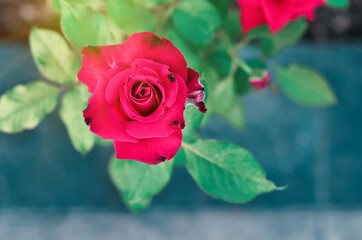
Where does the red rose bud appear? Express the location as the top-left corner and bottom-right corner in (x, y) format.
(78, 32), (206, 165)
(248, 70), (271, 90)
(237, 0), (325, 33)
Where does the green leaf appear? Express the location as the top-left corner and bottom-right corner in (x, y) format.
(134, 0), (174, 8)
(183, 105), (205, 142)
(59, 85), (94, 154)
(200, 65), (219, 101)
(61, 1), (115, 50)
(327, 0), (349, 8)
(209, 0), (231, 17)
(224, 99), (245, 130)
(277, 64), (337, 106)
(212, 80), (245, 130)
(209, 50), (232, 79)
(94, 135), (113, 146)
(248, 20), (307, 57)
(222, 10), (241, 36)
(210, 77), (238, 115)
(109, 156), (174, 212)
(173, 146), (186, 166)
(107, 0), (157, 35)
(126, 198), (152, 212)
(184, 140), (276, 203)
(0, 81), (59, 133)
(172, 0), (221, 45)
(29, 28), (81, 85)
(197, 66), (218, 127)
(163, 29), (201, 71)
(51, 0), (105, 13)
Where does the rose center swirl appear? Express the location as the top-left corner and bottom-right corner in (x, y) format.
(129, 80), (162, 117)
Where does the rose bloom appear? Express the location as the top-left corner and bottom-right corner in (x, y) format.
(78, 32), (206, 165)
(237, 0), (325, 33)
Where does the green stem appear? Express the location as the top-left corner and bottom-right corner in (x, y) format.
(231, 37), (250, 52)
(228, 37), (253, 75)
(235, 58), (253, 75)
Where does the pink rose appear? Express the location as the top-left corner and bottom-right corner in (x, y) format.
(78, 32), (206, 165)
(237, 0), (325, 33)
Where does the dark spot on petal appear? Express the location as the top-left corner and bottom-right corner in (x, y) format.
(87, 46), (100, 54)
(168, 73), (176, 83)
(158, 156), (167, 162)
(84, 117), (91, 125)
(145, 34), (164, 46)
(171, 120), (180, 128)
(171, 120), (185, 129)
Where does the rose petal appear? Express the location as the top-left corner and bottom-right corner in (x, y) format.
(118, 75), (166, 121)
(261, 0), (324, 33)
(130, 83), (161, 116)
(186, 68), (204, 93)
(125, 75), (187, 139)
(238, 0), (266, 33)
(120, 32), (188, 80)
(83, 68), (138, 143)
(185, 68), (207, 113)
(131, 58), (179, 108)
(105, 68), (132, 105)
(78, 45), (128, 93)
(113, 130), (183, 165)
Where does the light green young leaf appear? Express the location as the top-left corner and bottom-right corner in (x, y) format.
(107, 0), (157, 35)
(59, 84), (94, 155)
(29, 28), (81, 84)
(51, 0), (105, 13)
(277, 64), (337, 106)
(172, 0), (221, 45)
(0, 81), (59, 133)
(134, 0), (174, 8)
(327, 0), (349, 8)
(61, 1), (115, 50)
(109, 156), (174, 212)
(248, 20), (307, 57)
(184, 140), (276, 203)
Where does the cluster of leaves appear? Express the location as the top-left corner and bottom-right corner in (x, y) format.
(0, 0), (346, 211)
